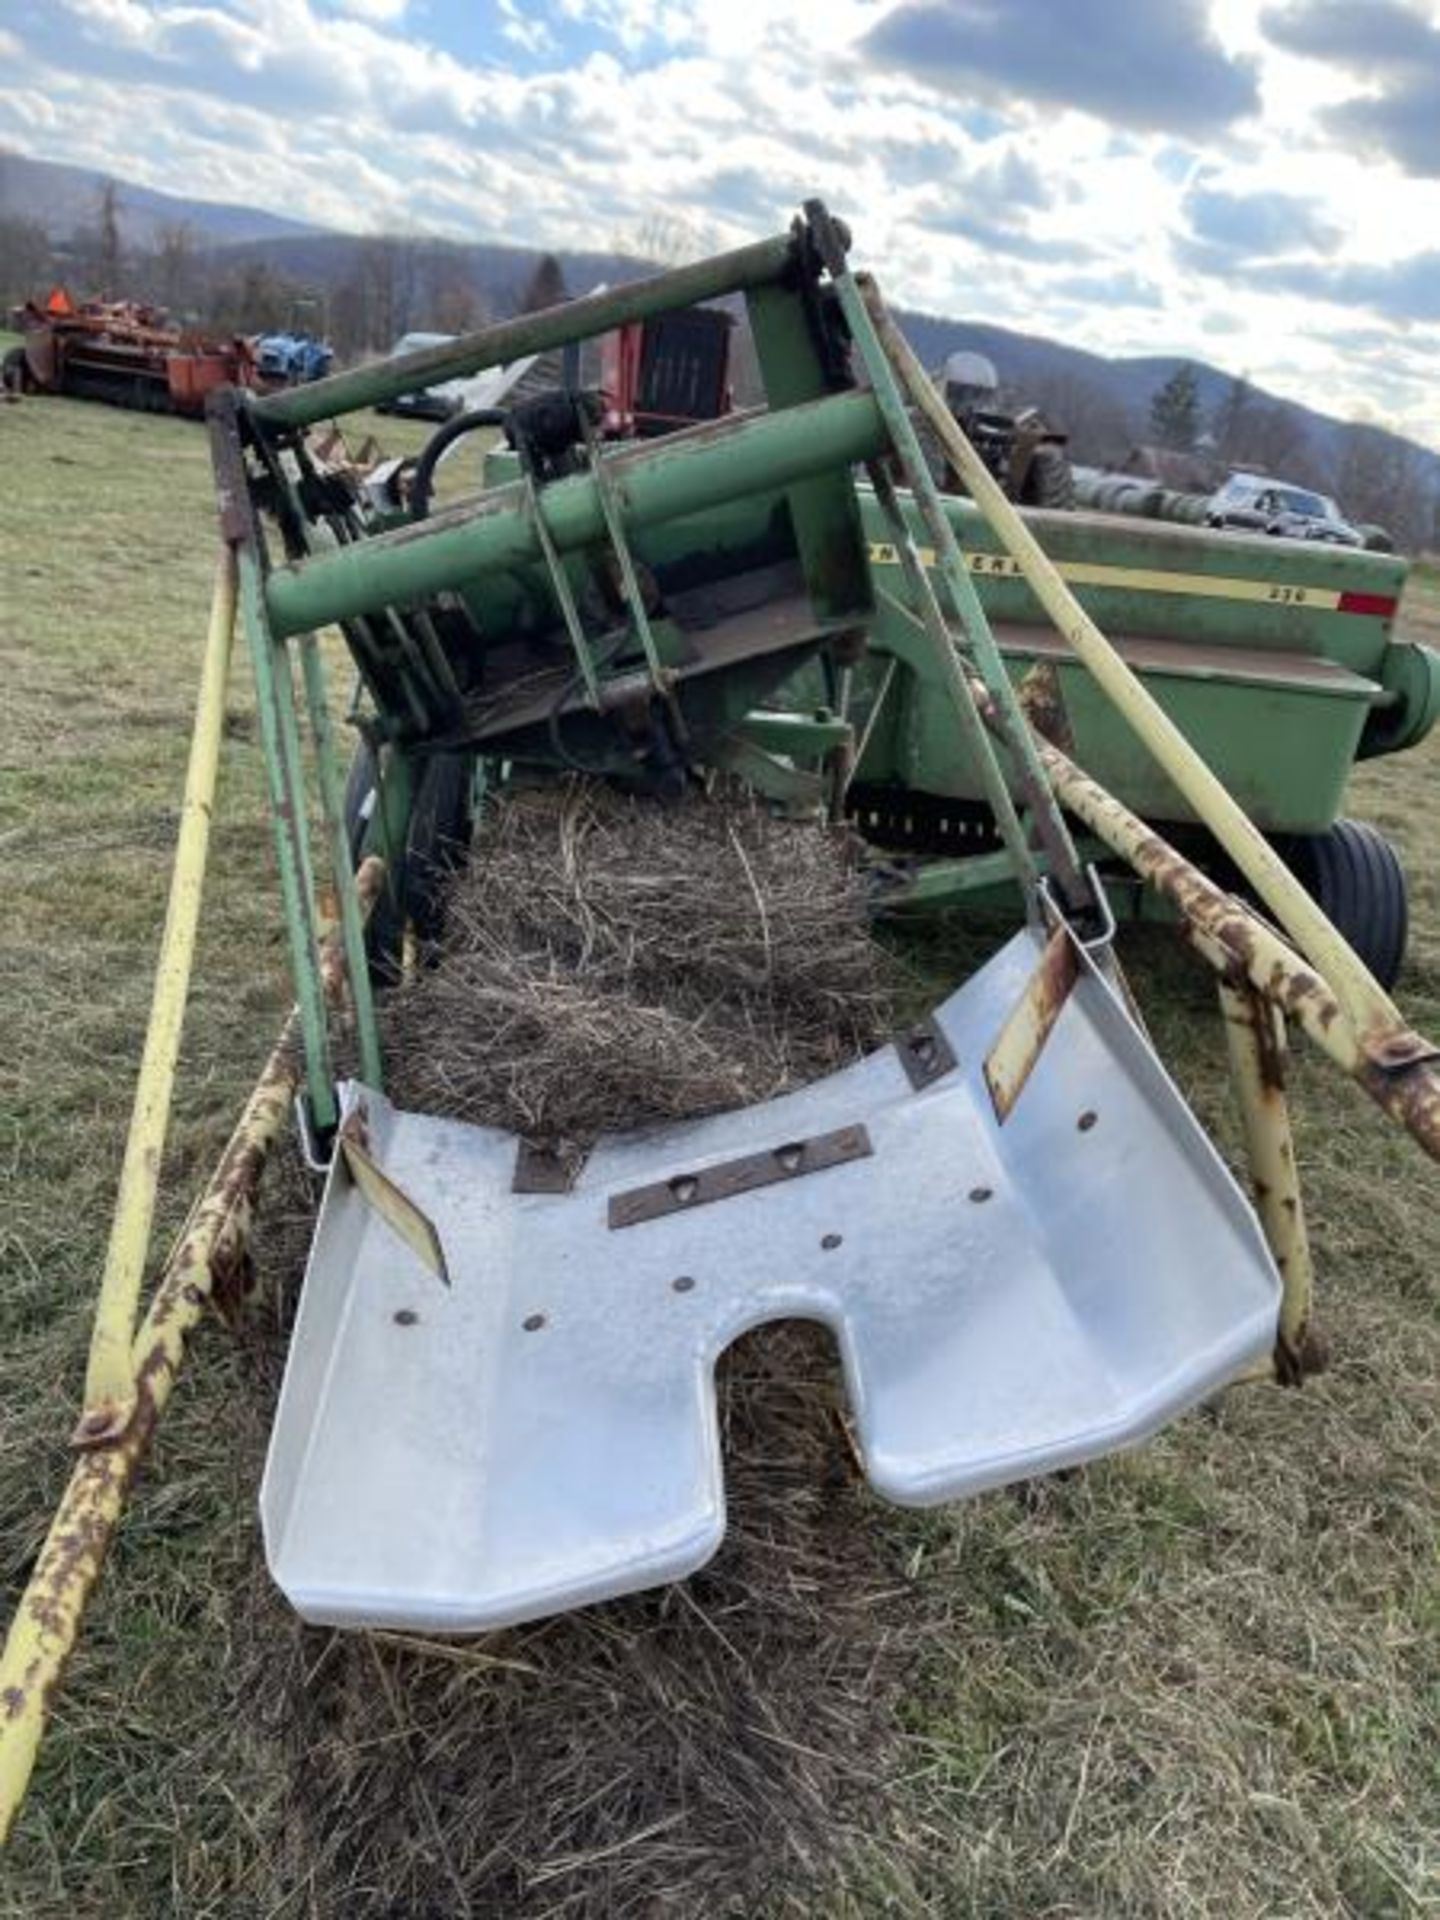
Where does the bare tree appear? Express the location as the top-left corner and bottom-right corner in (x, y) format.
(96, 179), (123, 294)
(152, 221), (198, 318)
(1333, 418), (1434, 552)
(0, 212), (54, 307)
(1025, 370), (1134, 468)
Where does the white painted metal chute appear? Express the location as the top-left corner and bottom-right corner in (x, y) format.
(261, 927), (1279, 1633)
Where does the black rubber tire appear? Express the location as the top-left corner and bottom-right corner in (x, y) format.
(341, 743), (472, 976)
(2, 346), (32, 395)
(1024, 443), (1074, 511)
(1280, 818), (1408, 990)
(404, 751), (474, 945)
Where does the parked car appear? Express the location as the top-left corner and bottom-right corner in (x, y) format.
(1206, 472), (1362, 547)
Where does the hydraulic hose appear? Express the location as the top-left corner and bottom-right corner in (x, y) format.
(410, 408), (508, 520)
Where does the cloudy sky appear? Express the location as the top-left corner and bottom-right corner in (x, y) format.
(5, 0), (1440, 444)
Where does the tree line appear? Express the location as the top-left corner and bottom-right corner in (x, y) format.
(1146, 361), (1439, 554)
(0, 180), (505, 357)
(2, 178), (1436, 550)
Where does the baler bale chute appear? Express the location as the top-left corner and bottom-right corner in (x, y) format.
(5, 203), (1440, 1837)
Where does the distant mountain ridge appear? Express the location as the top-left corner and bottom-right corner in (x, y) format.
(4, 148), (1438, 507)
(0, 148), (321, 248)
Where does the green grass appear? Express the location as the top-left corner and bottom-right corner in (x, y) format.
(0, 396), (1437, 1916)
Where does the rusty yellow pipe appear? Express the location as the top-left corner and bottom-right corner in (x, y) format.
(1219, 978), (1321, 1381)
(0, 1022), (297, 1845)
(1026, 726), (1440, 1159)
(863, 278), (1397, 1037)
(0, 858), (384, 1847)
(78, 551), (238, 1444)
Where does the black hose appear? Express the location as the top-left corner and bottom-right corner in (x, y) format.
(410, 407), (509, 520)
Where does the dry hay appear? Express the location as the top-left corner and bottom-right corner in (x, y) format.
(240, 779), (930, 1918)
(381, 779), (896, 1150)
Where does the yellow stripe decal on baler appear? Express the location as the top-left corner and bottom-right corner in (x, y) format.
(866, 542), (1343, 610)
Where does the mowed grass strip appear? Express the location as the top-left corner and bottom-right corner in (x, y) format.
(0, 392), (1437, 1917)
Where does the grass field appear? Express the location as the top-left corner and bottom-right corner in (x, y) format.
(1, 389), (1437, 1916)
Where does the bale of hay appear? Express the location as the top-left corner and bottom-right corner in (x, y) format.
(241, 779), (934, 1917)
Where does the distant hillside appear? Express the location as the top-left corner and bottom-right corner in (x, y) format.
(0, 149), (320, 248)
(4, 147), (1437, 536)
(896, 309), (1440, 499)
(215, 230), (653, 325)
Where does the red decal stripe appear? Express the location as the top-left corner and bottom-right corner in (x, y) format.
(1338, 590), (1399, 617)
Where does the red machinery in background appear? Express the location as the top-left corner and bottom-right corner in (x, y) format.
(3, 287), (257, 416)
(598, 303), (734, 437)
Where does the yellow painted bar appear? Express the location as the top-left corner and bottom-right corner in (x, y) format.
(0, 1022), (298, 1845)
(1219, 978), (1320, 1381)
(0, 858), (385, 1847)
(1022, 722), (1440, 1160)
(863, 277), (1397, 1037)
(78, 552), (239, 1441)
(865, 541), (1347, 610)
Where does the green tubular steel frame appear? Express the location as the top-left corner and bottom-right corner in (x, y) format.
(216, 209), (1051, 1137)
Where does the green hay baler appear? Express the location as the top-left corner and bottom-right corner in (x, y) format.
(6, 204), (1440, 1838)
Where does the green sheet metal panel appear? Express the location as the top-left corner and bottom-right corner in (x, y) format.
(853, 485), (1417, 834)
(858, 487), (1408, 674)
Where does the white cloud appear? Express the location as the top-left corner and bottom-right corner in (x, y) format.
(3, 0), (1440, 444)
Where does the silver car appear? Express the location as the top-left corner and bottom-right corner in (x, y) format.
(1206, 473), (1362, 546)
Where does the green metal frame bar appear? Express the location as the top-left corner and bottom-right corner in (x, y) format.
(264, 388), (890, 640)
(581, 413), (666, 689)
(236, 549), (337, 1129)
(299, 633), (382, 1087)
(868, 472), (1039, 893)
(524, 475), (602, 707)
(803, 209), (1089, 913)
(252, 233), (799, 430)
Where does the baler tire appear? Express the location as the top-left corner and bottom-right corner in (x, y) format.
(343, 738), (379, 864)
(341, 740), (405, 981)
(1024, 444), (1074, 511)
(1280, 818), (1408, 990)
(404, 751), (474, 946)
(338, 743), (471, 976)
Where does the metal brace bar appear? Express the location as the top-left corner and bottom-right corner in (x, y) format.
(867, 468), (1040, 895)
(608, 1124), (872, 1229)
(236, 548), (337, 1131)
(298, 633), (382, 1088)
(580, 411), (667, 691)
(804, 203), (1092, 916)
(524, 472), (602, 707)
(1219, 978), (1322, 1382)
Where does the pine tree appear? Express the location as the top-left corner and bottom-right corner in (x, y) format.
(521, 253), (568, 314)
(1149, 363), (1200, 451)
